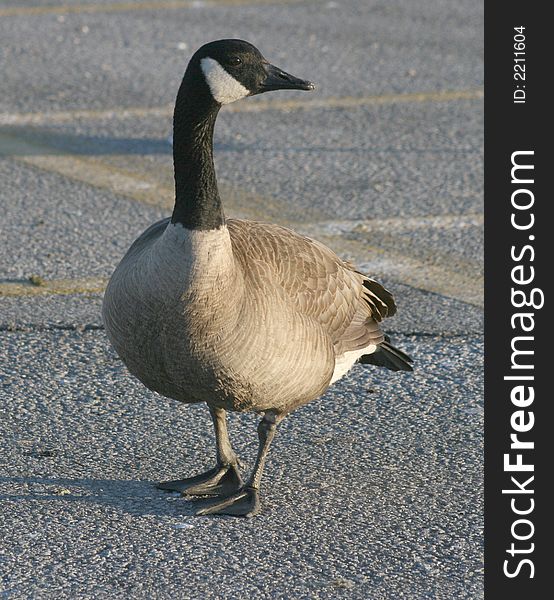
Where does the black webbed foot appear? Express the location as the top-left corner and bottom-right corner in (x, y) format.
(157, 462), (243, 497)
(193, 486), (260, 517)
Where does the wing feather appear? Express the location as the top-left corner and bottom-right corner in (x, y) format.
(227, 219), (397, 358)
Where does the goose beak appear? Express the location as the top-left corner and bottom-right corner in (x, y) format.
(259, 63), (315, 93)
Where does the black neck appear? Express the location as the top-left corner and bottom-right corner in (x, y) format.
(171, 71), (224, 230)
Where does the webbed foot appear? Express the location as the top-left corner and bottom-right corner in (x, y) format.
(193, 486), (260, 517)
(157, 463), (243, 497)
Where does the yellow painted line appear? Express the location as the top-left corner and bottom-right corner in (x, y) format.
(0, 131), (327, 222)
(0, 233), (482, 305)
(231, 88), (484, 113)
(0, 132), (303, 221)
(302, 229), (483, 307)
(0, 216), (483, 305)
(308, 214), (484, 232)
(0, 228), (482, 304)
(0, 106), (173, 126)
(0, 89), (484, 126)
(0, 277), (107, 298)
(0, 0), (301, 18)
(0, 131), (176, 209)
(0, 131), (483, 305)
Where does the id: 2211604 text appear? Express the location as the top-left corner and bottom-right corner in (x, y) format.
(513, 26), (526, 104)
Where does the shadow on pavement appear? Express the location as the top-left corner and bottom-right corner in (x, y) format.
(0, 475), (203, 517)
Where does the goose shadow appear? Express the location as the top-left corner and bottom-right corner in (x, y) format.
(0, 125), (265, 156)
(0, 124), (408, 157)
(1, 125), (172, 157)
(0, 475), (203, 518)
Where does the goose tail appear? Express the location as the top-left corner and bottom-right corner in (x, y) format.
(359, 339), (413, 372)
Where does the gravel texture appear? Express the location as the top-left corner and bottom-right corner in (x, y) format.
(0, 0), (483, 597)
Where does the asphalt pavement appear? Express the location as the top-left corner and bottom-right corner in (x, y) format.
(0, 1), (483, 598)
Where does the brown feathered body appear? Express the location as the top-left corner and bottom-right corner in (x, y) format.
(102, 217), (396, 416)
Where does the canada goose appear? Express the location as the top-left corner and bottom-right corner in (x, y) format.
(102, 39), (413, 517)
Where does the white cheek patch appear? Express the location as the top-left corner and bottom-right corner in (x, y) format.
(200, 57), (250, 105)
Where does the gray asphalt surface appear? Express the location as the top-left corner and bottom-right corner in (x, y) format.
(0, 1), (483, 598)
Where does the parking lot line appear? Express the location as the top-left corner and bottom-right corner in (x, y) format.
(0, 131), (175, 208)
(0, 87), (483, 306)
(0, 89), (483, 126)
(0, 0), (302, 18)
(0, 232), (482, 304)
(0, 221), (483, 304)
(233, 88), (484, 113)
(0, 277), (107, 298)
(299, 225), (483, 307)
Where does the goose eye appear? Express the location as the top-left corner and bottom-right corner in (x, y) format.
(228, 56), (242, 66)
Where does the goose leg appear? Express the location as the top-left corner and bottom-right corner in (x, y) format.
(157, 406), (243, 496)
(194, 411), (280, 517)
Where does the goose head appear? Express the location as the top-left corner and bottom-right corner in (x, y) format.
(189, 39), (315, 105)
(170, 40), (314, 229)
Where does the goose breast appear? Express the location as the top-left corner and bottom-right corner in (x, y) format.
(102, 219), (338, 414)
